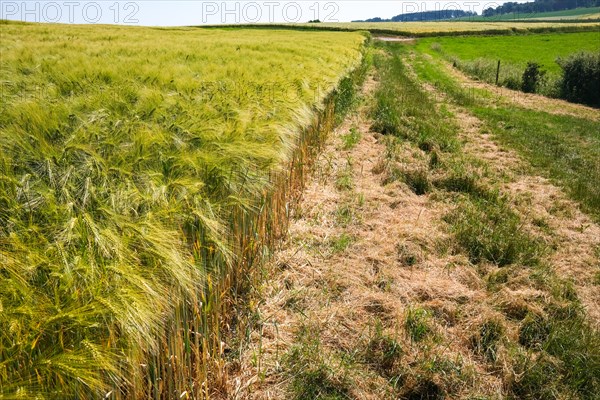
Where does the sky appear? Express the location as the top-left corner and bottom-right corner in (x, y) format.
(1, 1), (533, 26)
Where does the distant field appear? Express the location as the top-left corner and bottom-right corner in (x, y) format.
(456, 6), (600, 21)
(287, 20), (600, 36)
(417, 31), (600, 74)
(0, 21), (365, 399)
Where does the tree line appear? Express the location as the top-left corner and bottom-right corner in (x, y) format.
(483, 0), (600, 17)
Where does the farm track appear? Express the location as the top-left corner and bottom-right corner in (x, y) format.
(230, 47), (600, 399)
(231, 74), (504, 399)
(229, 49), (600, 399)
(406, 55), (600, 326)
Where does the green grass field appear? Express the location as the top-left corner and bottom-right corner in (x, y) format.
(417, 31), (600, 74)
(0, 21), (365, 399)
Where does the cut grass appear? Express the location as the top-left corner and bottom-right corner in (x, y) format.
(374, 41), (600, 399)
(473, 107), (600, 221)
(405, 308), (433, 342)
(470, 319), (505, 362)
(410, 47), (600, 222)
(335, 159), (355, 191)
(372, 44), (547, 268)
(371, 42), (459, 153)
(329, 233), (355, 254)
(341, 126), (362, 150)
(364, 324), (403, 378)
(444, 196), (547, 267)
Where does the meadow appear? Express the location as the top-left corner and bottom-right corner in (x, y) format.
(417, 31), (600, 74)
(416, 31), (600, 100)
(0, 21), (365, 399)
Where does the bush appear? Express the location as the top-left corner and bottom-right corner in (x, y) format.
(557, 51), (600, 107)
(521, 62), (546, 94)
(504, 76), (522, 91)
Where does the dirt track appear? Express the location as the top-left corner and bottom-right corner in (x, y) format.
(229, 54), (600, 399)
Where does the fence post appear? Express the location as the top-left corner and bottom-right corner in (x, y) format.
(495, 60), (501, 86)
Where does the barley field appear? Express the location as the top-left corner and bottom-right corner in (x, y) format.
(0, 21), (365, 399)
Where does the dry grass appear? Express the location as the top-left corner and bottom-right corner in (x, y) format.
(231, 73), (502, 399)
(409, 49), (600, 326)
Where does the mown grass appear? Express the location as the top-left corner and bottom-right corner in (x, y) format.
(371, 42), (459, 153)
(405, 308), (434, 342)
(0, 22), (366, 398)
(285, 323), (352, 400)
(374, 40), (600, 399)
(509, 292), (600, 399)
(474, 106), (600, 219)
(341, 126), (362, 150)
(410, 48), (600, 222)
(445, 196), (547, 267)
